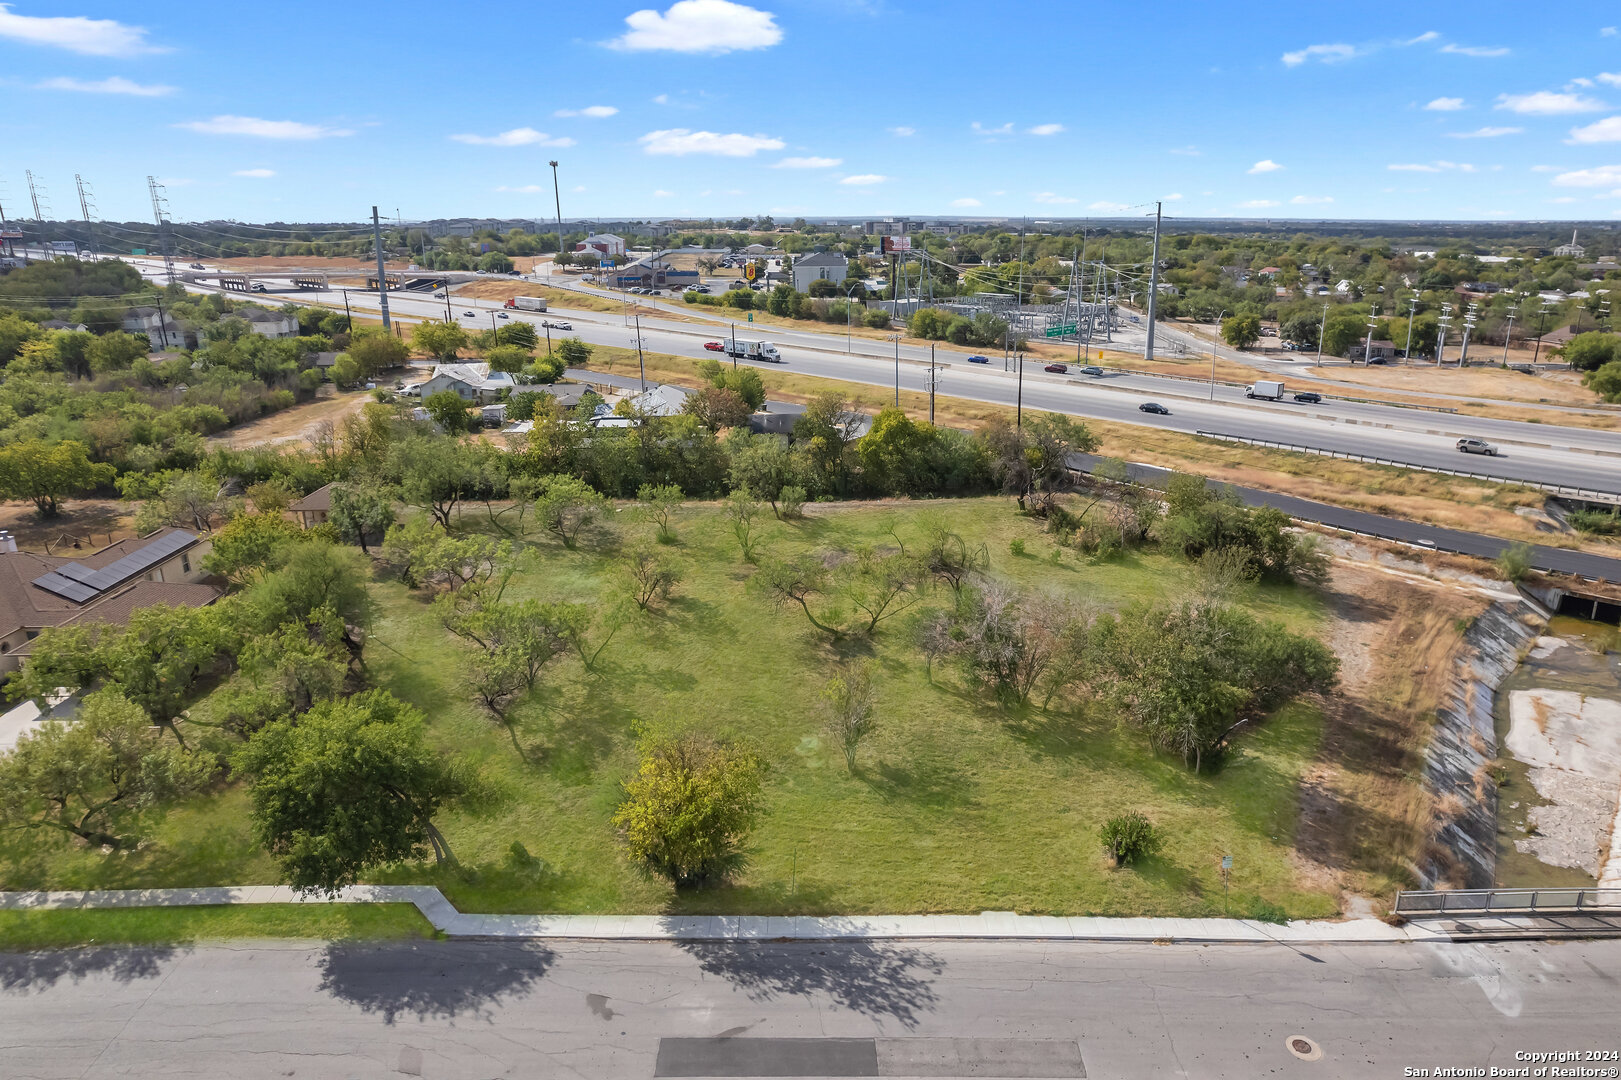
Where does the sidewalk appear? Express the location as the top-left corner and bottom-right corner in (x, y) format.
(1, 885), (1468, 944)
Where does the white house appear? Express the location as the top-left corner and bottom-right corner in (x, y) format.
(791, 251), (848, 293)
(237, 307), (299, 339)
(621, 383), (690, 417)
(1554, 230), (1585, 258)
(576, 233), (626, 259)
(122, 306), (190, 350)
(418, 362), (516, 404)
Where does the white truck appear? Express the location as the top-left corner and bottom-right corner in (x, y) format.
(723, 338), (782, 363)
(505, 296), (548, 312)
(1245, 379), (1285, 400)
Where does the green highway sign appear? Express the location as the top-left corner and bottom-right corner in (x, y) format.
(1045, 323), (1078, 338)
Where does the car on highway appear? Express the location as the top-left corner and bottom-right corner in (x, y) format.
(189, 262), (206, 270)
(542, 321), (573, 331)
(250, 283), (267, 292)
(1079, 366), (1104, 376)
(1292, 391), (1322, 404)
(1367, 357), (1388, 365)
(1456, 437), (1499, 456)
(1138, 402), (1170, 415)
(1043, 363), (1068, 374)
(966, 355), (990, 364)
(462, 310), (476, 317)
(496, 312), (508, 319)
(704, 341), (725, 351)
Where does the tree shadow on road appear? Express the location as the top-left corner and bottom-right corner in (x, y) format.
(672, 939), (942, 1029)
(0, 945), (178, 995)
(316, 940), (555, 1024)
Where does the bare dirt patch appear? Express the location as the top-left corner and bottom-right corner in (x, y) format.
(0, 498), (136, 553)
(210, 388), (374, 448)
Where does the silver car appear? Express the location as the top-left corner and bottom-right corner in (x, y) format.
(1456, 438), (1498, 456)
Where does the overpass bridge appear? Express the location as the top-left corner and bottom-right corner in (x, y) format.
(174, 267), (483, 293)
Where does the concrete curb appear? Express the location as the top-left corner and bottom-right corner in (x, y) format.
(0, 886), (1465, 944)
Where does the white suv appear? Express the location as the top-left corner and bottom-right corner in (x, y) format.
(1456, 438), (1498, 456)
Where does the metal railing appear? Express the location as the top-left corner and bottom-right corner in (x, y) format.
(1194, 429), (1621, 506)
(1100, 367), (1461, 413)
(1394, 888), (1621, 916)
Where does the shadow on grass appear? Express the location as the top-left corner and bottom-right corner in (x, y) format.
(859, 758), (976, 810)
(0, 945), (179, 994)
(316, 940), (555, 1024)
(669, 938), (942, 1028)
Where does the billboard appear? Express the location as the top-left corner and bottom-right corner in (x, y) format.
(881, 235), (911, 254)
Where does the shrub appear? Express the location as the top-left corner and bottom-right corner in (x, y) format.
(1496, 541), (1535, 583)
(1099, 812), (1162, 867)
(778, 484), (807, 519)
(1009, 538), (1026, 557)
(613, 731), (763, 888)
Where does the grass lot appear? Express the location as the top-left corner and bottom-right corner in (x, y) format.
(0, 499), (1340, 920)
(0, 904), (436, 949)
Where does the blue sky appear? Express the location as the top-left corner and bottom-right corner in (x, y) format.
(3, 0), (1620, 224)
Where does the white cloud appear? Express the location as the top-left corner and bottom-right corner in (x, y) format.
(1087, 201), (1128, 212)
(1031, 192), (1077, 204)
(1568, 116), (1621, 144)
(1496, 91), (1606, 114)
(1389, 163), (1441, 172)
(1424, 97), (1466, 111)
(1290, 195), (1334, 204)
(1598, 73), (1621, 87)
(610, 0), (781, 54)
(0, 4), (163, 56)
(1552, 165), (1621, 187)
(840, 174), (888, 186)
(1387, 160), (1477, 173)
(1169, 145), (1200, 156)
(639, 128), (782, 156)
(1447, 126), (1522, 138)
(451, 127), (574, 147)
(652, 93), (670, 104)
(177, 115), (353, 139)
(1530, 164), (1562, 172)
(951, 197), (982, 208)
(1238, 199), (1280, 208)
(971, 121), (1014, 137)
(887, 126), (915, 137)
(496, 185), (545, 193)
(1247, 159), (1283, 174)
(1281, 43), (1355, 66)
(1604, 27), (1618, 37)
(653, 189), (675, 197)
(1403, 31), (1440, 45)
(1164, 193), (1184, 201)
(573, 185), (587, 193)
(1548, 196), (1578, 203)
(1027, 123), (1065, 136)
(35, 75), (173, 96)
(554, 105), (618, 118)
(1570, 77), (1595, 89)
(773, 156), (841, 168)
(232, 168), (275, 178)
(1441, 43), (1509, 57)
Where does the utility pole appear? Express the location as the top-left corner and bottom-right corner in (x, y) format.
(549, 161), (565, 268)
(371, 205), (392, 332)
(1016, 346), (1024, 428)
(1362, 303), (1379, 365)
(1144, 200), (1163, 361)
(928, 343), (936, 424)
(1315, 302), (1328, 366)
(1500, 313), (1517, 367)
(893, 334), (900, 406)
(74, 175), (92, 222)
(635, 313), (646, 392)
(1403, 294), (1419, 361)
(1459, 302), (1478, 365)
(146, 176), (176, 285)
(1211, 309), (1226, 399)
(1436, 305), (1453, 366)
(1532, 301), (1552, 364)
(26, 170), (43, 221)
(342, 289), (352, 329)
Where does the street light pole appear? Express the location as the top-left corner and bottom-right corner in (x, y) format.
(1403, 294), (1418, 362)
(893, 334), (900, 406)
(1500, 313), (1517, 367)
(548, 161), (564, 270)
(1315, 302), (1327, 367)
(1211, 309), (1226, 400)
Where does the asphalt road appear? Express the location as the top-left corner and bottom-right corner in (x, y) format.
(4, 937), (1618, 1079)
(1072, 454), (1621, 584)
(126, 260), (1621, 493)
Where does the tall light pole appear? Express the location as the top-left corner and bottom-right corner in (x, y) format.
(1210, 309), (1226, 400)
(548, 161), (564, 270)
(1459, 302), (1479, 365)
(1403, 293), (1419, 362)
(1144, 200), (1163, 361)
(1500, 312), (1517, 368)
(1362, 303), (1379, 365)
(1436, 305), (1453, 366)
(371, 206), (391, 333)
(1315, 302), (1328, 367)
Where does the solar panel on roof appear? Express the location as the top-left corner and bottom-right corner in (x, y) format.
(30, 572), (100, 604)
(55, 563), (101, 584)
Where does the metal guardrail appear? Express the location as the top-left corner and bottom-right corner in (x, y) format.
(1103, 367), (1460, 414)
(1394, 888), (1621, 916)
(1194, 429), (1621, 506)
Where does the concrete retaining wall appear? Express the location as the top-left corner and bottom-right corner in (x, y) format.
(1419, 594), (1549, 888)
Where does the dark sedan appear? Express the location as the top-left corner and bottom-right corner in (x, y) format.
(1043, 363), (1068, 374)
(967, 355), (990, 364)
(1138, 402), (1170, 415)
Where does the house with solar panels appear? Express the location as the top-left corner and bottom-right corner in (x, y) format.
(0, 527), (221, 678)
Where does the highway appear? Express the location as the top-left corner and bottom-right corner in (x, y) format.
(127, 259), (1621, 494)
(3, 937), (1618, 1079)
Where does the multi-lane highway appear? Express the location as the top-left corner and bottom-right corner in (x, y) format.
(3, 937), (1618, 1079)
(127, 259), (1621, 494)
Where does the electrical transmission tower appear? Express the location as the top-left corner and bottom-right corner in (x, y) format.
(75, 175), (96, 222)
(25, 170), (51, 221)
(146, 175), (177, 284)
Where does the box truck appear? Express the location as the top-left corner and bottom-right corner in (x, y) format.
(723, 339), (782, 362)
(505, 296), (548, 312)
(1245, 380), (1285, 400)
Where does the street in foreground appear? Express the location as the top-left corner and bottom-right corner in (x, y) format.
(3, 937), (1617, 1079)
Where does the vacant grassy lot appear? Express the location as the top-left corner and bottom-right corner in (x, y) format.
(0, 499), (1343, 920)
(0, 904), (435, 949)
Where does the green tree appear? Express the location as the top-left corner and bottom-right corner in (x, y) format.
(389, 436), (481, 528)
(234, 690), (467, 894)
(0, 439), (116, 517)
(821, 661), (876, 771)
(533, 474), (610, 548)
(484, 344), (531, 374)
(411, 320), (468, 361)
(0, 312), (42, 365)
(728, 435), (798, 515)
(328, 353), (361, 387)
(1560, 331), (1621, 372)
(204, 512), (305, 584)
(556, 337), (592, 367)
(623, 545), (681, 610)
(682, 387), (754, 431)
(0, 689), (213, 850)
(1099, 812), (1162, 867)
(496, 321), (538, 349)
(637, 482), (683, 542)
(1221, 313), (1262, 349)
(1586, 360), (1621, 403)
(86, 331), (150, 373)
(1320, 312), (1366, 358)
(328, 483), (397, 554)
(348, 330), (409, 377)
(423, 389), (475, 433)
(612, 731), (764, 889)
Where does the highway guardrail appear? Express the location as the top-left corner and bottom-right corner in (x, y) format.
(1394, 887), (1621, 916)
